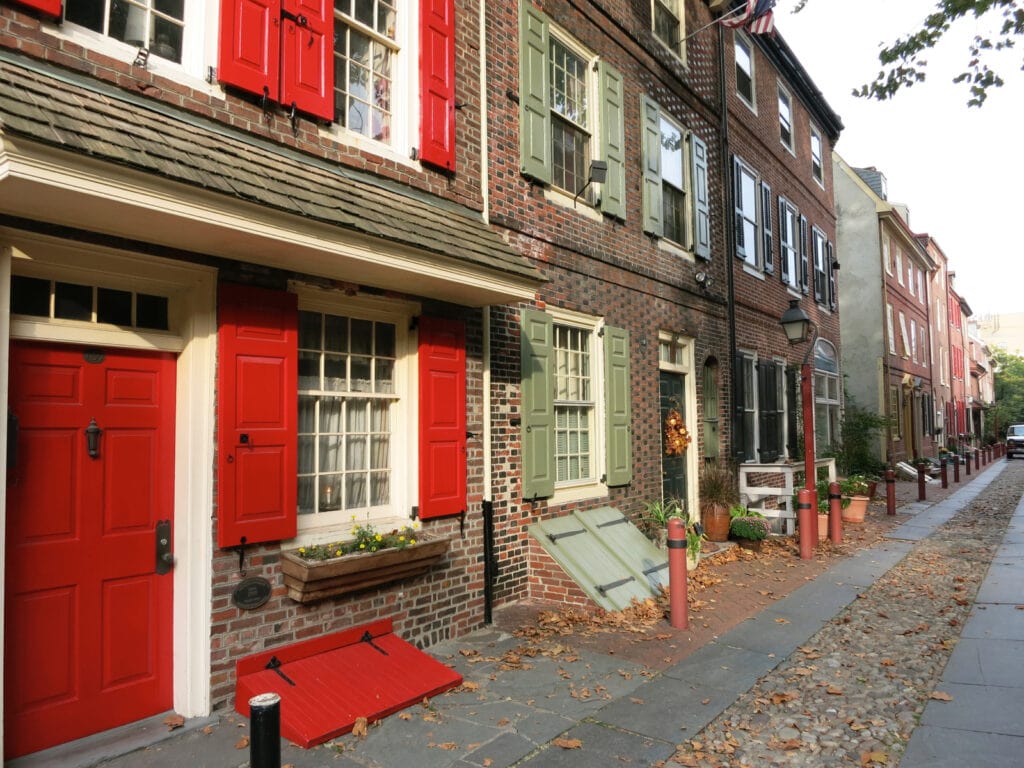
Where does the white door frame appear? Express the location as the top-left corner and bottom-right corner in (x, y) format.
(0, 231), (218, 751)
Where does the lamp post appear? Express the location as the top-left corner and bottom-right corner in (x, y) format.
(780, 299), (818, 560)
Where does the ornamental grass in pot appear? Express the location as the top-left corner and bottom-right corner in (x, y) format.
(700, 461), (739, 542)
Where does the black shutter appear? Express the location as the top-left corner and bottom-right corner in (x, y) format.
(786, 364), (799, 459)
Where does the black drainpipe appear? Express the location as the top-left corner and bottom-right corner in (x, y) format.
(718, 22), (739, 461)
(482, 500), (495, 623)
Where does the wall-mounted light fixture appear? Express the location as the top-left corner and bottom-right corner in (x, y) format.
(573, 160), (608, 208)
(695, 270), (711, 290)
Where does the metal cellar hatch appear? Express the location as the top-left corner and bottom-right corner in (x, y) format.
(529, 507), (669, 611)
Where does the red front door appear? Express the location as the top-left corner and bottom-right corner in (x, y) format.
(4, 343), (176, 759)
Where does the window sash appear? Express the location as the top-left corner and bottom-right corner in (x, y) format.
(653, 0), (681, 53)
(735, 38), (753, 103)
(735, 160), (758, 265)
(66, 0), (186, 64)
(810, 128), (823, 182)
(553, 323), (595, 484)
(778, 88), (792, 148)
(333, 11), (399, 141)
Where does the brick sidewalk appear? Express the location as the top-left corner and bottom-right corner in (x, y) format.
(492, 460), (1002, 671)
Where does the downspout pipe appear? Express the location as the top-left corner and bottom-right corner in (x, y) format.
(479, 0), (496, 625)
(718, 22), (739, 464)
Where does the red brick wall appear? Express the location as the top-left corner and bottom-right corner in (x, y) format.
(526, 538), (598, 608)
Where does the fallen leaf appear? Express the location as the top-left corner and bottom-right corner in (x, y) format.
(483, 760), (493, 767)
(235, 736), (249, 749)
(630, 697), (644, 705)
(775, 617), (790, 625)
(201, 725), (214, 735)
(860, 750), (888, 765)
(164, 714), (185, 730)
(880, 659), (895, 667)
(929, 691), (954, 701)
(497, 717), (510, 726)
(398, 712), (412, 721)
(352, 717), (369, 738)
(826, 686), (844, 695)
(461, 681), (480, 691)
(553, 737), (583, 749)
(433, 742), (459, 750)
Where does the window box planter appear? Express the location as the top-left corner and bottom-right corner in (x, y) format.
(281, 535), (451, 604)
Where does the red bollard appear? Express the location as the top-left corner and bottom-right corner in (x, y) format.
(940, 458), (948, 489)
(828, 481), (842, 544)
(953, 454), (960, 483)
(667, 518), (689, 630)
(798, 489), (815, 560)
(885, 469), (896, 516)
(917, 462), (926, 501)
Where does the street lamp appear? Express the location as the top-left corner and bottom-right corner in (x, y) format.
(780, 299), (818, 559)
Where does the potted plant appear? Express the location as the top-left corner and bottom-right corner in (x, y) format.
(280, 521), (450, 604)
(729, 514), (770, 552)
(640, 498), (684, 548)
(699, 461), (739, 542)
(840, 474), (871, 524)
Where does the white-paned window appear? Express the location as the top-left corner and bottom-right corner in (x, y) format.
(297, 296), (411, 534)
(814, 341), (841, 453)
(549, 33), (593, 198)
(779, 198), (799, 288)
(554, 322), (596, 484)
(883, 238), (892, 275)
(895, 246), (904, 285)
(886, 303), (896, 354)
(734, 157), (759, 266)
(810, 125), (823, 184)
(812, 226), (827, 303)
(660, 113), (689, 246)
(911, 318), (918, 362)
(778, 86), (793, 150)
(735, 34), (755, 107)
(653, 0), (684, 60)
(334, 0), (399, 144)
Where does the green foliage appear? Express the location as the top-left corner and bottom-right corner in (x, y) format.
(797, 0), (1022, 107)
(641, 498), (685, 528)
(833, 399), (889, 476)
(296, 522), (420, 561)
(730, 516), (770, 541)
(729, 504), (765, 520)
(993, 350), (1024, 431)
(699, 461), (739, 509)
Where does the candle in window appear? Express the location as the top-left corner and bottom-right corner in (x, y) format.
(323, 485), (333, 507)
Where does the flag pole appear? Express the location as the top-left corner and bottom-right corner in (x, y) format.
(683, 5), (747, 42)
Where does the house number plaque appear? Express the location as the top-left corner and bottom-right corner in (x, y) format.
(232, 576), (272, 610)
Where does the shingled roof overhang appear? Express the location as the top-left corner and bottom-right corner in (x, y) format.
(0, 53), (543, 307)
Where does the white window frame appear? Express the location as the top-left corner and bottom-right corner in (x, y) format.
(329, 0), (418, 165)
(899, 311), (911, 357)
(779, 197), (799, 289)
(810, 124), (824, 186)
(652, 0), (686, 63)
(812, 225), (827, 304)
(734, 33), (756, 110)
(777, 85), (794, 152)
(908, 263), (916, 296)
(739, 351), (758, 462)
(734, 157), (760, 269)
(895, 246), (904, 285)
(292, 286), (419, 544)
(911, 318), (918, 362)
(659, 112), (692, 250)
(883, 238), (892, 275)
(52, 0), (214, 88)
(548, 306), (608, 505)
(813, 340), (841, 454)
(886, 303), (896, 354)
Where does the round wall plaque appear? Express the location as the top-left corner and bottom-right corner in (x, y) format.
(232, 576), (272, 610)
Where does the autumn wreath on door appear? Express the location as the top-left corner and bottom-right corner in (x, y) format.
(664, 408), (691, 456)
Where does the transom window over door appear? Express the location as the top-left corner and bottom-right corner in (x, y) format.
(334, 0), (398, 142)
(65, 0), (185, 63)
(554, 324), (594, 483)
(550, 36), (591, 197)
(298, 310), (398, 522)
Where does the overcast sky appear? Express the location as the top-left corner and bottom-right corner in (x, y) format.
(772, 0), (1023, 317)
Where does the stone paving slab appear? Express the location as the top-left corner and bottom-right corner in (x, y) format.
(661, 642), (775, 689)
(900, 725), (1024, 768)
(823, 541), (911, 583)
(514, 720), (675, 767)
(941, 638), (1024, 687)
(919, 681), (1024, 736)
(975, 560), (1024, 603)
(961, 603), (1024, 639)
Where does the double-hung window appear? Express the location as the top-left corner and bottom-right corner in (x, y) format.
(812, 226), (827, 304)
(778, 198), (799, 289)
(733, 157), (760, 267)
(810, 125), (824, 185)
(219, 0), (456, 169)
(736, 353), (757, 462)
(895, 246), (904, 285)
(334, 1), (398, 144)
(297, 300), (408, 535)
(778, 86), (793, 151)
(519, 2), (626, 218)
(653, 0), (685, 60)
(735, 34), (755, 107)
(641, 97), (710, 257)
(814, 341), (840, 452)
(520, 307), (632, 501)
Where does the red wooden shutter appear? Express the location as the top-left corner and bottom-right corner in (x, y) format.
(14, 0), (62, 16)
(218, 0), (281, 101)
(419, 0), (456, 171)
(280, 0), (334, 120)
(418, 317), (466, 520)
(217, 283), (298, 548)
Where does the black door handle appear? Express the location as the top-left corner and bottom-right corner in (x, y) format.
(85, 418), (102, 459)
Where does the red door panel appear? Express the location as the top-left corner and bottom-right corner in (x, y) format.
(4, 343), (175, 760)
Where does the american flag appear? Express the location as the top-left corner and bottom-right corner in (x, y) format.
(720, 0), (776, 35)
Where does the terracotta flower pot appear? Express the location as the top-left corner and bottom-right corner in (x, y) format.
(842, 495), (869, 524)
(736, 538), (762, 552)
(702, 503), (731, 542)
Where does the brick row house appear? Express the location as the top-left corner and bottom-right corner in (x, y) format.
(0, 0), (842, 759)
(722, 16), (842, 520)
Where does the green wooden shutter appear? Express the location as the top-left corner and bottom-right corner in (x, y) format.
(520, 308), (555, 499)
(599, 61), (626, 220)
(603, 325), (632, 486)
(640, 95), (663, 236)
(690, 134), (710, 259)
(519, 1), (551, 184)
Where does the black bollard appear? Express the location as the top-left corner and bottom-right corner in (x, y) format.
(940, 458), (948, 489)
(250, 693), (281, 768)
